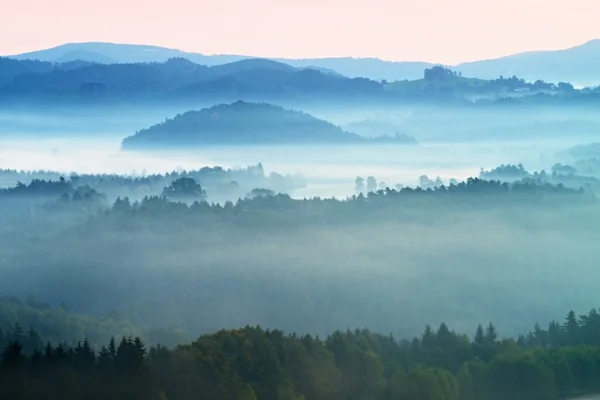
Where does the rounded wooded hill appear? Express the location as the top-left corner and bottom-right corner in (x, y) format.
(121, 101), (361, 149)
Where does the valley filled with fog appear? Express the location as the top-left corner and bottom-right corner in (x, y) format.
(4, 51), (600, 400)
(2, 98), (600, 340)
(1, 104), (596, 199)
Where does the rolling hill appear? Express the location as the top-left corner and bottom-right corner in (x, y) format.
(455, 39), (600, 87)
(8, 39), (600, 85)
(0, 57), (384, 104)
(7, 42), (430, 81)
(121, 101), (370, 149)
(1, 56), (595, 108)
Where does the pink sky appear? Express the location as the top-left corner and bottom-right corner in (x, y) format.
(3, 0), (600, 64)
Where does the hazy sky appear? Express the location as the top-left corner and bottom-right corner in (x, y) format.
(3, 0), (600, 64)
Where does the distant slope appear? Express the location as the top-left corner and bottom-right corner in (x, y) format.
(8, 42), (431, 81)
(121, 101), (364, 148)
(0, 296), (141, 348)
(0, 57), (95, 84)
(456, 39), (600, 86)
(0, 57), (383, 104)
(52, 48), (117, 64)
(10, 42), (247, 66)
(279, 57), (433, 82)
(11, 40), (600, 85)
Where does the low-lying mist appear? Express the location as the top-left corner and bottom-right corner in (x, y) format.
(0, 136), (589, 199)
(0, 187), (598, 342)
(2, 105), (600, 345)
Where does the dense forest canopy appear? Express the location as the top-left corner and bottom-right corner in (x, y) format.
(0, 169), (598, 347)
(3, 304), (600, 400)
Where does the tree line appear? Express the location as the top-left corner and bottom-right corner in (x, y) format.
(0, 163), (304, 204)
(3, 307), (600, 400)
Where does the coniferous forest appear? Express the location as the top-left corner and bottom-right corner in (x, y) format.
(3, 308), (600, 400)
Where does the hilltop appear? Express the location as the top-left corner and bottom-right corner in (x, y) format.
(121, 101), (414, 149)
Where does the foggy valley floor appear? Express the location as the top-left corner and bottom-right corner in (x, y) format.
(2, 108), (600, 400)
(0, 133), (593, 198)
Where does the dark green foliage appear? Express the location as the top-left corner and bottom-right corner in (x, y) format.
(3, 309), (600, 400)
(0, 297), (141, 349)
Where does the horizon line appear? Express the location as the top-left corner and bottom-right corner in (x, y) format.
(4, 38), (600, 66)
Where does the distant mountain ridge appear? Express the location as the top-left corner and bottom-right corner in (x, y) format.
(9, 42), (433, 82)
(1, 57), (596, 108)
(0, 56), (385, 105)
(8, 39), (600, 85)
(457, 39), (600, 87)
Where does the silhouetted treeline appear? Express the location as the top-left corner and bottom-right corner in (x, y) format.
(107, 177), (586, 224)
(4, 307), (600, 400)
(0, 297), (140, 350)
(480, 162), (600, 193)
(0, 57), (94, 84)
(0, 163), (305, 204)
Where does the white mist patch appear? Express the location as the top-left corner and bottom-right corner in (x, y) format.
(0, 135), (590, 198)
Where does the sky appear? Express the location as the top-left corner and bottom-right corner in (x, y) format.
(3, 0), (600, 64)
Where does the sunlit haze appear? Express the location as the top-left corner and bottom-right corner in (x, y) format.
(3, 0), (600, 63)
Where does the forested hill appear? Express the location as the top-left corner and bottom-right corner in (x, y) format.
(0, 56), (384, 105)
(121, 101), (411, 148)
(3, 56), (600, 108)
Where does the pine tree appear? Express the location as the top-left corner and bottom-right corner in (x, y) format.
(533, 323), (547, 347)
(25, 326), (43, 354)
(437, 322), (453, 347)
(484, 323), (497, 344)
(474, 324), (485, 345)
(563, 310), (579, 345)
(108, 337), (117, 359)
(422, 325), (436, 348)
(1, 341), (25, 368)
(543, 321), (557, 346)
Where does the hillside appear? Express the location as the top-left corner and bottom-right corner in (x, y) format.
(0, 296), (141, 347)
(9, 42), (247, 66)
(121, 101), (365, 148)
(7, 42), (432, 81)
(1, 57), (594, 108)
(456, 39), (600, 87)
(9, 39), (600, 85)
(0, 57), (383, 105)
